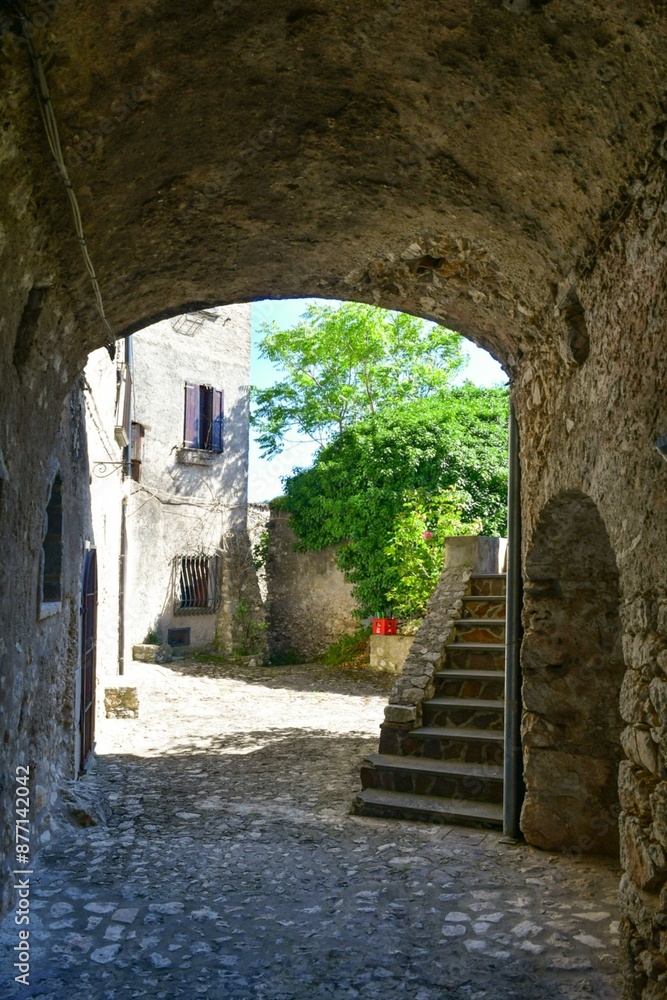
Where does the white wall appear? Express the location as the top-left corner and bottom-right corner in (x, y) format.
(125, 306), (251, 652)
(83, 348), (124, 684)
(84, 304), (252, 687)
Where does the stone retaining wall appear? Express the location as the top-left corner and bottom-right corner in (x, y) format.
(264, 510), (358, 662)
(379, 566), (471, 743)
(369, 635), (415, 674)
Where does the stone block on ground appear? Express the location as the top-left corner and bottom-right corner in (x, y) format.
(104, 687), (139, 719)
(133, 643), (172, 663)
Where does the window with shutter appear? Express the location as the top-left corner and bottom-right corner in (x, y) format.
(183, 382), (199, 449)
(182, 383), (224, 452)
(199, 385), (213, 449)
(212, 388), (224, 453)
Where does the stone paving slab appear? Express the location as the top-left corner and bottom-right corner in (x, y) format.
(0, 659), (621, 999)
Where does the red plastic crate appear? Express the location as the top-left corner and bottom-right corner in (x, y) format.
(372, 618), (397, 635)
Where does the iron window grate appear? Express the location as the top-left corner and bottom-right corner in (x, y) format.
(174, 554), (221, 616)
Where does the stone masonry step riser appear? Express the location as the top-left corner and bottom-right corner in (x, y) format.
(446, 648), (505, 671)
(454, 622), (506, 643)
(461, 598), (506, 619)
(469, 576), (506, 597)
(359, 764), (504, 804)
(353, 798), (503, 829)
(434, 677), (505, 700)
(421, 705), (504, 730)
(379, 729), (504, 766)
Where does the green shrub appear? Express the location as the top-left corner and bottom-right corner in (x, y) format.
(320, 628), (372, 670)
(283, 385), (509, 616)
(232, 599), (267, 656)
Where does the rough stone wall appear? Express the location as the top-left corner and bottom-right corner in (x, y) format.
(3, 2), (666, 365)
(214, 502), (271, 658)
(513, 152), (667, 997)
(0, 52), (113, 908)
(265, 511), (358, 662)
(216, 527), (268, 659)
(0, 378), (93, 912)
(247, 503), (271, 603)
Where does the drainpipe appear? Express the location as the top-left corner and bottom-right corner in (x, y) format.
(503, 400), (524, 839)
(118, 335), (133, 676)
(118, 494), (127, 677)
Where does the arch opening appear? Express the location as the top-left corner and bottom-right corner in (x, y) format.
(521, 490), (624, 855)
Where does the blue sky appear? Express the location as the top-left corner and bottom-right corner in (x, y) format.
(247, 298), (507, 503)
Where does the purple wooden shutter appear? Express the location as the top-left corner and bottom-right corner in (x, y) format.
(212, 388), (224, 452)
(184, 382), (199, 448)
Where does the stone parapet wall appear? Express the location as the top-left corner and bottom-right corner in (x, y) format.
(383, 565), (471, 730)
(380, 537), (503, 733)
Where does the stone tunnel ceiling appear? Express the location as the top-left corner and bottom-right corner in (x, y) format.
(2, 0), (666, 367)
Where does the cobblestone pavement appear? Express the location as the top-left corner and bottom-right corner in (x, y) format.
(1, 658), (622, 999)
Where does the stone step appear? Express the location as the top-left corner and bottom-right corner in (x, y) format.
(360, 753), (503, 803)
(434, 669), (505, 700)
(413, 725), (504, 741)
(454, 619), (506, 643)
(461, 595), (506, 620)
(445, 643), (506, 671)
(409, 725), (504, 766)
(422, 696), (504, 730)
(353, 788), (503, 828)
(469, 573), (506, 597)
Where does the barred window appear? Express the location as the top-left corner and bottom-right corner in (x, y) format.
(174, 554), (221, 615)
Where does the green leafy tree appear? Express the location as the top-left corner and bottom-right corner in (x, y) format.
(251, 302), (465, 456)
(281, 386), (509, 617)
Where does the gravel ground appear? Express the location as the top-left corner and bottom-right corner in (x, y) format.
(0, 658), (622, 999)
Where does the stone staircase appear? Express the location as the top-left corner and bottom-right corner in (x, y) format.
(354, 573), (506, 828)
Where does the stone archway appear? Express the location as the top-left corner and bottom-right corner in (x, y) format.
(520, 490), (624, 855)
(2, 3), (667, 992)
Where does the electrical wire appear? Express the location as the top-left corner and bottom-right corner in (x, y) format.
(11, 4), (116, 357)
(128, 479), (252, 513)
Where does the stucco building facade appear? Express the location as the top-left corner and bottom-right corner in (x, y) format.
(83, 306), (252, 693)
